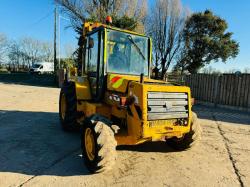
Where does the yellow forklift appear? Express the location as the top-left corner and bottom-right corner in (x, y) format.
(59, 17), (201, 173)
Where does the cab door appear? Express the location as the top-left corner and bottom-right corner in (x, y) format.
(86, 30), (104, 101)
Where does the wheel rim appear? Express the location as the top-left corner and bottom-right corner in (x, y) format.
(85, 128), (95, 161)
(60, 93), (66, 120)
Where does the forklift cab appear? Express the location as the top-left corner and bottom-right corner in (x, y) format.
(83, 27), (151, 100)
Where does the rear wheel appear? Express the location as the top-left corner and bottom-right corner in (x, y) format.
(167, 112), (202, 150)
(81, 119), (117, 173)
(59, 82), (78, 131)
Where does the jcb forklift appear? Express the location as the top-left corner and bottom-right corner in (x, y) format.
(59, 17), (201, 173)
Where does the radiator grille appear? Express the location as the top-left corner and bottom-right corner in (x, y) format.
(147, 92), (188, 120)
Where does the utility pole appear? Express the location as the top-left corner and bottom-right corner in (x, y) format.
(58, 15), (61, 69)
(54, 6), (57, 76)
(58, 15), (70, 71)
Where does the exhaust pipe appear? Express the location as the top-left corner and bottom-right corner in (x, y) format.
(140, 73), (144, 84)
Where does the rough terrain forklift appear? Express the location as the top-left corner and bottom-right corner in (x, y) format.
(59, 17), (202, 173)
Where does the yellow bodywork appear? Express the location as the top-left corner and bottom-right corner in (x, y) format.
(71, 73), (192, 146)
(66, 21), (192, 146)
(74, 76), (91, 101)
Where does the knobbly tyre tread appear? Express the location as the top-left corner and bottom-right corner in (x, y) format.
(167, 112), (202, 150)
(59, 81), (78, 131)
(81, 118), (117, 173)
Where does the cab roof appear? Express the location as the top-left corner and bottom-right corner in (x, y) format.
(83, 22), (147, 38)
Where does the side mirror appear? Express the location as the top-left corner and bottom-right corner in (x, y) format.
(89, 38), (94, 49)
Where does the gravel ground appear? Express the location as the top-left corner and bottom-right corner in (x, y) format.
(0, 83), (250, 187)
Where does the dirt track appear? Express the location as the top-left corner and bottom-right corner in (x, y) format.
(0, 83), (250, 187)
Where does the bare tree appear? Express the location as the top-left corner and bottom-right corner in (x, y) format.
(61, 43), (76, 68)
(7, 37), (53, 71)
(55, 0), (147, 31)
(83, 0), (120, 22)
(0, 33), (8, 63)
(40, 42), (53, 62)
(172, 47), (189, 75)
(20, 37), (41, 67)
(119, 0), (147, 33)
(55, 0), (85, 29)
(8, 41), (22, 71)
(146, 0), (188, 79)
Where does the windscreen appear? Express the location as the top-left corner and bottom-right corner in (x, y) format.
(33, 64), (41, 68)
(107, 29), (149, 76)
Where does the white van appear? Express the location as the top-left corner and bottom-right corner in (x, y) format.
(30, 62), (54, 74)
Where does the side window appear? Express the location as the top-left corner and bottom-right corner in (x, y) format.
(97, 31), (104, 95)
(87, 32), (99, 97)
(84, 39), (89, 73)
(85, 31), (104, 100)
(88, 32), (98, 73)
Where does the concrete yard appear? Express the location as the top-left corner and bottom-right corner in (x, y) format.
(0, 83), (250, 187)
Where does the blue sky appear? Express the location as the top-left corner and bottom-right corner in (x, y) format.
(0, 0), (77, 57)
(0, 0), (249, 71)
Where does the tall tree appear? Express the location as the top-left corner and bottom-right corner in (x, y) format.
(176, 10), (239, 74)
(40, 42), (53, 62)
(55, 0), (147, 32)
(0, 33), (8, 63)
(20, 37), (40, 66)
(62, 43), (76, 68)
(8, 41), (21, 70)
(146, 0), (188, 79)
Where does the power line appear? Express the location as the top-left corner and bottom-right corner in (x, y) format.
(28, 10), (54, 27)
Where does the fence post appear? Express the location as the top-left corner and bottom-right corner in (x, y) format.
(214, 75), (221, 107)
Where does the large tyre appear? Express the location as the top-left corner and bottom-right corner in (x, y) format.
(167, 112), (202, 150)
(59, 81), (78, 131)
(81, 118), (117, 173)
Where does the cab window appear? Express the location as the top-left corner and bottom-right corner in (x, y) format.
(85, 31), (104, 100)
(106, 29), (149, 76)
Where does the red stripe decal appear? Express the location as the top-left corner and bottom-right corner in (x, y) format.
(111, 76), (121, 83)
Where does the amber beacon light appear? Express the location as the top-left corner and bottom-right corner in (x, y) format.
(106, 16), (112, 24)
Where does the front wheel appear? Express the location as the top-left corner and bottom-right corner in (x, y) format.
(59, 82), (78, 131)
(81, 119), (117, 173)
(167, 112), (202, 150)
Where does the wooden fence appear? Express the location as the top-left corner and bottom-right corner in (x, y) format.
(185, 74), (250, 110)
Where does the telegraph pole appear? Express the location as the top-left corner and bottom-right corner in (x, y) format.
(58, 15), (61, 69)
(53, 6), (57, 75)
